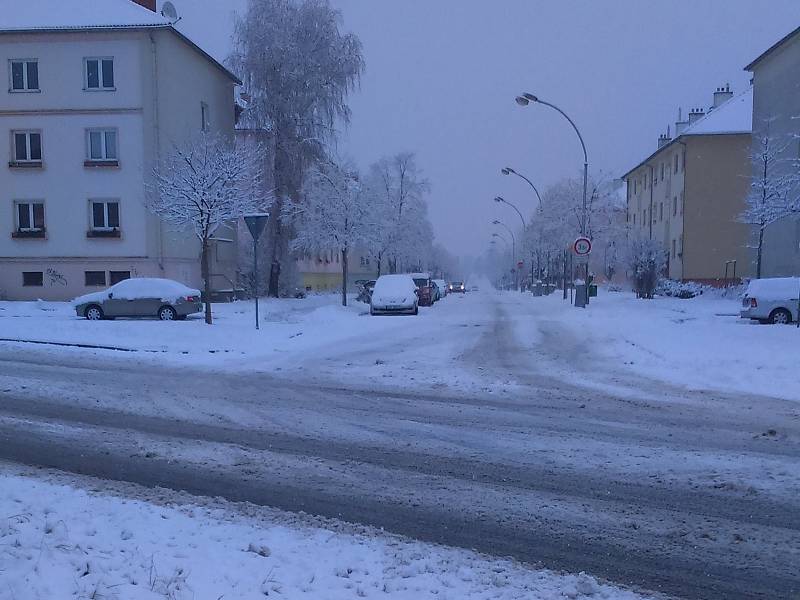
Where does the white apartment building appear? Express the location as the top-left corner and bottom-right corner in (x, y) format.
(0, 0), (241, 300)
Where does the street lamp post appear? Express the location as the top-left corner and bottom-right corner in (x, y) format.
(493, 196), (526, 229)
(516, 92), (589, 306)
(501, 167), (543, 209)
(493, 219), (520, 291)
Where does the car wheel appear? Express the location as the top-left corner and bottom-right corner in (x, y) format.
(158, 306), (178, 321)
(770, 308), (792, 325)
(413, 304), (419, 316)
(85, 305), (104, 321)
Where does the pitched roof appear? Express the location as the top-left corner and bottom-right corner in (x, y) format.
(621, 87), (752, 179)
(0, 0), (240, 84)
(0, 0), (170, 30)
(745, 24), (800, 71)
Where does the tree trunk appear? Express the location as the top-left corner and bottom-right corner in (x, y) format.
(341, 247), (348, 307)
(756, 226), (764, 279)
(201, 237), (213, 325)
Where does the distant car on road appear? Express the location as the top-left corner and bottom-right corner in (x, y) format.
(74, 278), (202, 321)
(409, 272), (435, 306)
(448, 281), (465, 294)
(370, 274), (419, 316)
(740, 277), (800, 324)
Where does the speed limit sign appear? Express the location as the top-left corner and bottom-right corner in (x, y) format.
(573, 237), (592, 256)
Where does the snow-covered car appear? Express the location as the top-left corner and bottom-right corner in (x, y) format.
(740, 277), (800, 324)
(433, 279), (447, 300)
(370, 274), (419, 316)
(73, 278), (202, 321)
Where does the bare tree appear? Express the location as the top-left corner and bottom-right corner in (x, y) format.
(229, 0), (365, 297)
(740, 117), (795, 278)
(367, 153), (432, 273)
(149, 132), (270, 324)
(284, 157), (375, 306)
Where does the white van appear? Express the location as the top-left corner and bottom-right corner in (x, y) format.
(740, 277), (800, 324)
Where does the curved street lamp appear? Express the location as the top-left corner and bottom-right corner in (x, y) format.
(492, 220), (516, 261)
(493, 196), (526, 228)
(501, 167), (543, 209)
(515, 92), (588, 236)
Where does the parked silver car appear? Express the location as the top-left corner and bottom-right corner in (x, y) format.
(73, 278), (202, 321)
(740, 277), (800, 324)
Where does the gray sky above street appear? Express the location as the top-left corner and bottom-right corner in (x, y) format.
(173, 0), (800, 258)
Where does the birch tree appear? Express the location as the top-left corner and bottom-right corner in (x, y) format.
(149, 132), (270, 324)
(229, 0), (365, 297)
(284, 157), (375, 306)
(740, 117), (795, 278)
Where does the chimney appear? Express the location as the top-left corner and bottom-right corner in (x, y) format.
(712, 84), (733, 109)
(657, 125), (672, 149)
(688, 107), (705, 124)
(675, 107), (689, 135)
(131, 0), (157, 11)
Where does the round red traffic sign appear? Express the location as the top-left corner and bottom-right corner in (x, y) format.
(573, 237), (592, 256)
(517, 261), (524, 268)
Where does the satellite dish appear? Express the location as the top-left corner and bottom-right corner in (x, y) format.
(161, 1), (179, 22)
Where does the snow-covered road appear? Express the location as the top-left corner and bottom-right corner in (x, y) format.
(0, 290), (798, 599)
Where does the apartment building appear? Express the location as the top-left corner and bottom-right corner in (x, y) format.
(622, 86), (753, 284)
(296, 250), (378, 293)
(746, 25), (800, 277)
(0, 0), (240, 300)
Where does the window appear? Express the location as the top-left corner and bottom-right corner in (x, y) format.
(12, 131), (42, 163)
(633, 213), (636, 225)
(660, 163), (664, 181)
(673, 153), (678, 174)
(673, 196), (677, 217)
(672, 239), (676, 259)
(85, 271), (106, 287)
(85, 58), (114, 90)
(15, 201), (45, 231)
(643, 209), (647, 225)
(201, 102), (209, 131)
(10, 60), (38, 92)
(22, 271), (43, 287)
(659, 202), (663, 221)
(86, 129), (118, 162)
(91, 200), (120, 230)
(109, 270), (130, 285)
(645, 173), (648, 190)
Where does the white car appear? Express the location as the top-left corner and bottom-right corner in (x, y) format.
(370, 274), (419, 316)
(433, 279), (447, 300)
(740, 277), (800, 324)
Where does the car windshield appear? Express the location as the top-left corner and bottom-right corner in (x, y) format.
(9, 5), (796, 600)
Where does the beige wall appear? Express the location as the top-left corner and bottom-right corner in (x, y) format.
(683, 134), (752, 281)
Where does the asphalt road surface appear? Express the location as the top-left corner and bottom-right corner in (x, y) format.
(0, 302), (798, 600)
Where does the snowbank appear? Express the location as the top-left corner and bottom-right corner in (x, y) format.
(0, 469), (653, 600)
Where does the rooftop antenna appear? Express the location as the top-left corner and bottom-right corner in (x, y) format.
(161, 1), (180, 24)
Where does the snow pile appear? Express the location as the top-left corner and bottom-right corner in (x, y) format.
(72, 278), (201, 307)
(0, 471), (652, 600)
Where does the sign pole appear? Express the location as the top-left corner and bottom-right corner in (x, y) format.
(244, 213), (270, 331)
(254, 236), (259, 330)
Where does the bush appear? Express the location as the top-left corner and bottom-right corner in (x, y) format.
(627, 237), (666, 299)
(655, 279), (704, 299)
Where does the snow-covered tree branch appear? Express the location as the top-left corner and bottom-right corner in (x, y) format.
(149, 131), (271, 324)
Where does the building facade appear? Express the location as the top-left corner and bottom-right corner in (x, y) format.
(623, 87), (753, 284)
(746, 26), (800, 278)
(0, 0), (240, 300)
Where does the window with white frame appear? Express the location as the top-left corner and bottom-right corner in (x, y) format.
(90, 200), (120, 230)
(15, 201), (45, 231)
(86, 129), (118, 162)
(85, 58), (114, 90)
(10, 59), (39, 92)
(11, 131), (42, 163)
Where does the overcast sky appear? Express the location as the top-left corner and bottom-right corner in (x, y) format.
(171, 0), (800, 258)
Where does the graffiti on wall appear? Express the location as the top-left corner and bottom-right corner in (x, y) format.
(46, 268), (68, 287)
